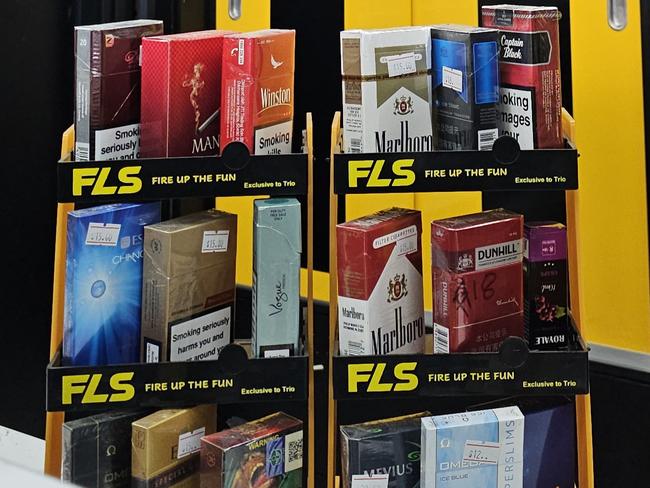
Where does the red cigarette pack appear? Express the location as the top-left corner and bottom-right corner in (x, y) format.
(221, 29), (295, 155)
(140, 30), (233, 158)
(337, 208), (425, 356)
(431, 209), (524, 353)
(482, 5), (562, 149)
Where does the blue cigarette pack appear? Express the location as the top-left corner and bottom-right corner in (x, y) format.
(63, 202), (161, 366)
(421, 406), (524, 488)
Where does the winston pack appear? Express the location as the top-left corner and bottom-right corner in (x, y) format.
(337, 208), (425, 356)
(140, 30), (233, 158)
(482, 5), (563, 148)
(221, 30), (295, 155)
(74, 20), (163, 161)
(431, 209), (524, 353)
(340, 27), (433, 153)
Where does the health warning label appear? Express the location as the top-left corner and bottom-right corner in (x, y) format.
(497, 86), (534, 149)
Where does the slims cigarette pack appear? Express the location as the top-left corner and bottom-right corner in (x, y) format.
(221, 30), (295, 155)
(337, 208), (425, 356)
(340, 27), (433, 153)
(74, 20), (163, 161)
(140, 30), (234, 158)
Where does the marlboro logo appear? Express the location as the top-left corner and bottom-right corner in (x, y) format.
(394, 95), (414, 115)
(387, 273), (408, 302)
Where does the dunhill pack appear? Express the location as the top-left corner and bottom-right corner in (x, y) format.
(340, 27), (433, 153)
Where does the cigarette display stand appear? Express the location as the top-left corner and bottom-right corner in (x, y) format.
(44, 114), (316, 488)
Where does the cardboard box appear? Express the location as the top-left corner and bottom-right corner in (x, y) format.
(221, 30), (295, 155)
(140, 30), (234, 158)
(252, 198), (302, 357)
(200, 412), (303, 488)
(74, 20), (163, 161)
(524, 222), (568, 349)
(340, 412), (430, 488)
(421, 406), (524, 488)
(62, 410), (147, 488)
(482, 5), (563, 149)
(64, 203), (161, 366)
(141, 210), (237, 363)
(431, 209), (523, 353)
(132, 405), (217, 488)
(431, 25), (500, 150)
(337, 208), (425, 356)
(340, 27), (433, 153)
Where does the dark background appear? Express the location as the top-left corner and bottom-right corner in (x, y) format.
(0, 1), (649, 487)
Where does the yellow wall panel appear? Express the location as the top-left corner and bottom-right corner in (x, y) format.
(216, 0), (270, 31)
(412, 0), (477, 26)
(344, 0), (411, 29)
(570, 2), (650, 351)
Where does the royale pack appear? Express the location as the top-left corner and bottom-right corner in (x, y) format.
(340, 27), (433, 153)
(132, 404), (217, 488)
(340, 412), (430, 488)
(140, 30), (233, 158)
(221, 30), (295, 155)
(431, 25), (500, 150)
(64, 202), (161, 366)
(200, 412), (303, 488)
(74, 20), (163, 161)
(141, 210), (237, 363)
(482, 5), (563, 149)
(252, 198), (302, 357)
(62, 410), (147, 488)
(421, 406), (524, 488)
(524, 222), (569, 349)
(431, 209), (524, 353)
(337, 208), (425, 356)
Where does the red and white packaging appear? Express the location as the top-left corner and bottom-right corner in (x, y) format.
(140, 30), (233, 158)
(482, 5), (563, 149)
(221, 29), (295, 155)
(337, 208), (425, 356)
(431, 209), (524, 353)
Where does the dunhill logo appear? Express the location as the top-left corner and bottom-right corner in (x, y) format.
(261, 87), (291, 111)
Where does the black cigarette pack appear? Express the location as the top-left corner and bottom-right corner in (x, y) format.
(340, 412), (429, 488)
(62, 410), (146, 488)
(431, 25), (499, 150)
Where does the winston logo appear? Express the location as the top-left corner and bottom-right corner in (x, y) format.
(261, 87), (292, 111)
(393, 95), (414, 115)
(387, 273), (408, 302)
(271, 54), (284, 69)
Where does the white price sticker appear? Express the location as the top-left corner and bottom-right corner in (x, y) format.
(202, 230), (229, 253)
(177, 427), (205, 459)
(351, 474), (389, 488)
(86, 223), (121, 247)
(462, 440), (500, 464)
(442, 66), (463, 93)
(386, 53), (417, 78)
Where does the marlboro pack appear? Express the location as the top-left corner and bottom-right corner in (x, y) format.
(482, 5), (563, 149)
(337, 208), (425, 356)
(431, 209), (524, 353)
(221, 30), (295, 155)
(340, 27), (434, 153)
(74, 20), (163, 161)
(140, 30), (233, 158)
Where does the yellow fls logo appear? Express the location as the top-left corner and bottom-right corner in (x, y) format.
(61, 372), (135, 405)
(348, 362), (418, 393)
(348, 159), (415, 188)
(72, 166), (142, 196)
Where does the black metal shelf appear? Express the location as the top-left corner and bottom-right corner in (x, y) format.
(332, 318), (588, 400)
(333, 136), (578, 194)
(46, 342), (308, 413)
(57, 142), (308, 203)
